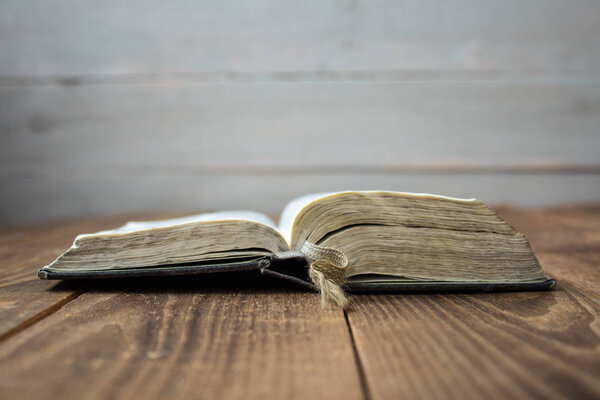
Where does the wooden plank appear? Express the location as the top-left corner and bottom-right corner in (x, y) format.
(347, 286), (600, 400)
(1, 0), (599, 75)
(495, 206), (600, 295)
(0, 207), (597, 399)
(536, 252), (600, 297)
(0, 214), (361, 399)
(0, 215), (174, 339)
(0, 283), (363, 400)
(346, 206), (600, 399)
(0, 215), (155, 287)
(0, 281), (81, 343)
(2, 82), (599, 169)
(1, 80), (599, 225)
(495, 206), (600, 254)
(2, 172), (600, 227)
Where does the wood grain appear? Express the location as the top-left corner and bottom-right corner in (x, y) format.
(346, 205), (600, 399)
(0, 214), (176, 339)
(0, 212), (362, 400)
(3, 82), (599, 169)
(1, 80), (599, 225)
(0, 284), (362, 400)
(1, 1), (599, 224)
(347, 287), (600, 400)
(0, 215), (163, 287)
(496, 205), (600, 254)
(1, 0), (599, 75)
(0, 281), (81, 343)
(0, 206), (598, 399)
(3, 172), (600, 227)
(496, 205), (600, 294)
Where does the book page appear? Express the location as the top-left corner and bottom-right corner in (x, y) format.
(77, 211), (278, 239)
(281, 190), (545, 283)
(45, 210), (287, 272)
(279, 192), (334, 244)
(279, 191), (478, 244)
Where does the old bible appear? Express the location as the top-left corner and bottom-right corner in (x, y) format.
(38, 191), (555, 307)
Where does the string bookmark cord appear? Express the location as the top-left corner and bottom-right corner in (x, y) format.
(301, 241), (349, 309)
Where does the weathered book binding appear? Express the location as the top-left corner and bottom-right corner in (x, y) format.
(38, 255), (557, 293)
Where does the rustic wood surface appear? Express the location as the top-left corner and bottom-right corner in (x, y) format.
(0, 205), (598, 399)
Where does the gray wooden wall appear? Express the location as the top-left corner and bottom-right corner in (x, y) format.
(1, 0), (599, 227)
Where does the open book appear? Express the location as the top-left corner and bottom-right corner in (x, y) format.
(39, 191), (555, 307)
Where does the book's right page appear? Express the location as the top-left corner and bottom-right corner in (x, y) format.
(279, 192), (334, 244)
(279, 191), (555, 291)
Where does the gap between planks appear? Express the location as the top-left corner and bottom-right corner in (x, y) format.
(2, 69), (600, 88)
(6, 164), (600, 178)
(0, 286), (375, 400)
(345, 309), (373, 400)
(0, 289), (85, 344)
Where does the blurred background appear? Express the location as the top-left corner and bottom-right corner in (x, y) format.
(1, 0), (599, 227)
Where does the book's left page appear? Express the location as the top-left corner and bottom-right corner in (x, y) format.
(39, 211), (290, 278)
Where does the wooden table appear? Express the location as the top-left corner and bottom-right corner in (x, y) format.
(1, 206), (598, 400)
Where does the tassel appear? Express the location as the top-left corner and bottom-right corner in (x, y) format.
(301, 242), (349, 309)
